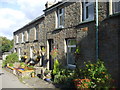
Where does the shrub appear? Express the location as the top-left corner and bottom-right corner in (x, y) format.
(54, 68), (75, 88)
(2, 53), (19, 67)
(77, 60), (114, 88)
(52, 59), (60, 75)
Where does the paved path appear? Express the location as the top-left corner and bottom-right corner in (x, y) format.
(0, 60), (32, 89)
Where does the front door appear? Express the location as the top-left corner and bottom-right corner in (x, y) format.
(48, 39), (54, 70)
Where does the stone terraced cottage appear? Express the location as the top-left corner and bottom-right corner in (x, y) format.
(13, 1), (120, 86)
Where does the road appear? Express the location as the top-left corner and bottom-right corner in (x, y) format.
(0, 60), (33, 89)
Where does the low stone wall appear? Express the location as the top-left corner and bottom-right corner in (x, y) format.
(6, 66), (35, 78)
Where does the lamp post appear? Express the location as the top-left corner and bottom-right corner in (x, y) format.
(96, 0), (99, 61)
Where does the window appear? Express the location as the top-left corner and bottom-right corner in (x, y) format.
(35, 25), (39, 40)
(26, 30), (30, 41)
(112, 1), (120, 14)
(66, 39), (76, 66)
(22, 32), (24, 43)
(16, 35), (19, 43)
(57, 8), (64, 28)
(82, 1), (94, 21)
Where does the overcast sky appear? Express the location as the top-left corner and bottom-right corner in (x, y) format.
(0, 0), (61, 40)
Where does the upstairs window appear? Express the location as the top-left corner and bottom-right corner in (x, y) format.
(57, 8), (64, 28)
(35, 25), (39, 40)
(26, 30), (29, 41)
(16, 35), (19, 43)
(112, 2), (120, 14)
(82, 1), (94, 21)
(22, 32), (24, 43)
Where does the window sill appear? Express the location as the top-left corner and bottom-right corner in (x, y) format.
(106, 12), (120, 20)
(21, 42), (25, 44)
(15, 43), (19, 45)
(55, 27), (64, 30)
(79, 19), (95, 25)
(67, 64), (76, 69)
(33, 40), (38, 42)
(25, 41), (29, 43)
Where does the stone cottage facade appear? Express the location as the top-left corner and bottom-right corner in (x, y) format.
(13, 1), (120, 86)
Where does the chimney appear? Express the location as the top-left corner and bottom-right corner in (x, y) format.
(45, 2), (55, 9)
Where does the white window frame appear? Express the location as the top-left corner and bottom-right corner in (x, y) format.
(58, 8), (64, 28)
(22, 32), (24, 43)
(55, 11), (58, 28)
(35, 25), (39, 40)
(34, 28), (36, 40)
(16, 35), (19, 43)
(26, 30), (29, 41)
(82, 1), (94, 21)
(109, 0), (120, 15)
(112, 1), (120, 14)
(66, 39), (76, 67)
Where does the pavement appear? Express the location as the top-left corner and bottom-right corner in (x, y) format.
(0, 60), (58, 89)
(22, 77), (56, 88)
(2, 69), (31, 88)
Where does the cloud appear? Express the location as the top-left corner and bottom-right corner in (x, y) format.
(16, 0), (55, 19)
(0, 0), (61, 40)
(0, 8), (30, 40)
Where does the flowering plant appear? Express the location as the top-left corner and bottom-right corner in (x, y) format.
(78, 60), (115, 88)
(73, 79), (92, 88)
(50, 48), (58, 59)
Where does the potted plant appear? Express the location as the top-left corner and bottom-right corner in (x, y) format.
(31, 72), (35, 77)
(44, 70), (52, 82)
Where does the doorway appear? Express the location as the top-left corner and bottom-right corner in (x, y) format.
(48, 39), (54, 70)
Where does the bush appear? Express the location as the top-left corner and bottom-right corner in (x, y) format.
(52, 59), (60, 75)
(53, 68), (75, 88)
(2, 53), (19, 67)
(77, 60), (114, 88)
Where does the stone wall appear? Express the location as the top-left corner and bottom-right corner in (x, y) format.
(76, 21), (96, 67)
(99, 14), (120, 86)
(14, 18), (45, 59)
(64, 2), (81, 27)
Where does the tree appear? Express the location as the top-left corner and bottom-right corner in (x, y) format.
(0, 36), (13, 53)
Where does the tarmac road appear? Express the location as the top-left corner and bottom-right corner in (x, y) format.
(0, 60), (33, 89)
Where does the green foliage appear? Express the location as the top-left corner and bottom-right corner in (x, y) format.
(41, 47), (46, 52)
(9, 63), (14, 67)
(53, 68), (75, 88)
(77, 60), (114, 88)
(75, 46), (80, 54)
(52, 60), (114, 89)
(20, 62), (27, 68)
(27, 65), (34, 68)
(2, 53), (19, 67)
(0, 36), (13, 53)
(44, 69), (51, 76)
(52, 59), (60, 75)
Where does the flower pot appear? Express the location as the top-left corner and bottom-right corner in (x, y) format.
(31, 72), (35, 77)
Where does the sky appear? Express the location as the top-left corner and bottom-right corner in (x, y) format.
(0, 0), (61, 40)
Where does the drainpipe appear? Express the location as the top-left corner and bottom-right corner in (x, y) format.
(96, 0), (99, 61)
